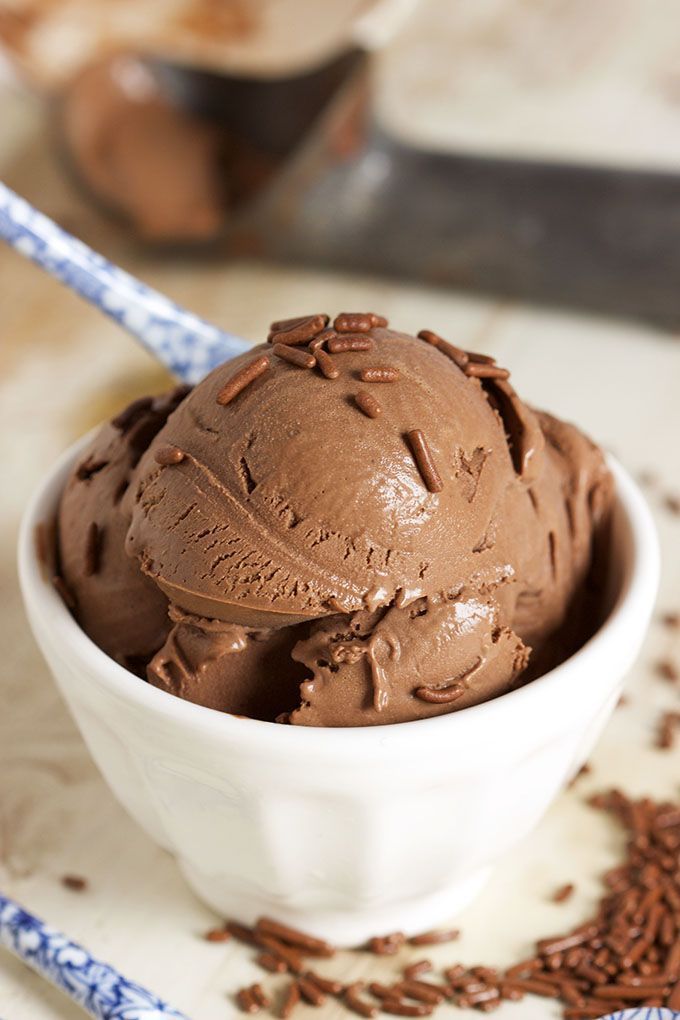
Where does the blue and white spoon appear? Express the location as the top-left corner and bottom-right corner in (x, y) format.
(0, 181), (250, 383)
(0, 894), (190, 1019)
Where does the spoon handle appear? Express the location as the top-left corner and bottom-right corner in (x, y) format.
(0, 182), (249, 383)
(0, 893), (190, 1019)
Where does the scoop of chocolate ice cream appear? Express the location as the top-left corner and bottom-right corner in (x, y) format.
(57, 387), (188, 668)
(57, 312), (613, 725)
(126, 326), (549, 625)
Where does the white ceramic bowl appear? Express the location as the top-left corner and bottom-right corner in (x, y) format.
(18, 442), (658, 945)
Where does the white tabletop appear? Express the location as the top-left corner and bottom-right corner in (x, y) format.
(1, 86), (680, 1020)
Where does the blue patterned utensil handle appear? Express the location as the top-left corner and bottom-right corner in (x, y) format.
(0, 182), (250, 384)
(602, 1011), (680, 1019)
(0, 894), (191, 1019)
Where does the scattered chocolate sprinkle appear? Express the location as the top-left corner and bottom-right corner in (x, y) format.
(268, 314), (329, 345)
(334, 312), (374, 333)
(403, 961), (433, 979)
(504, 977), (560, 998)
(53, 575), (77, 610)
(154, 445), (185, 466)
(237, 987), (260, 1013)
(368, 933), (406, 956)
(252, 985), (271, 1008)
(217, 356), (270, 405)
(410, 929), (460, 946)
(345, 982), (378, 1018)
(368, 982), (401, 1002)
(382, 1002), (433, 1017)
(226, 921), (260, 947)
(504, 958), (542, 979)
(304, 971), (344, 996)
(370, 314), (389, 328)
(204, 927), (231, 942)
(256, 917), (334, 958)
(61, 874), (87, 892)
(355, 391), (382, 419)
(553, 884), (576, 904)
(297, 976), (326, 1006)
(315, 349), (340, 379)
(258, 953), (287, 973)
(406, 430), (443, 493)
(664, 494), (680, 515)
(656, 659), (679, 682)
(256, 934), (305, 973)
(279, 982), (301, 1019)
(272, 344), (316, 370)
(656, 711), (680, 749)
(111, 396), (153, 432)
(465, 363), (511, 381)
(327, 336), (374, 353)
(360, 365), (400, 383)
(617, 695), (628, 708)
(398, 979), (447, 1004)
(83, 521), (101, 577)
(661, 611), (680, 630)
(417, 330), (469, 369)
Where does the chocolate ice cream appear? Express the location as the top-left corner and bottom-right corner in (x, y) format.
(56, 313), (613, 724)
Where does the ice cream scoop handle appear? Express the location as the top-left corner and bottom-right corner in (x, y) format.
(0, 893), (190, 1019)
(0, 181), (249, 383)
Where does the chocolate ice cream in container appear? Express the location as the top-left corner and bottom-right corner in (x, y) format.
(20, 311), (659, 941)
(0, 0), (418, 241)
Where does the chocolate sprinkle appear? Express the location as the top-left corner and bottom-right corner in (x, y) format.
(409, 929), (460, 946)
(257, 953), (287, 973)
(368, 933), (406, 955)
(272, 344), (316, 369)
(345, 982), (378, 1018)
(403, 961), (433, 979)
(417, 330), (469, 369)
(657, 710), (680, 749)
(406, 430), (443, 493)
(553, 884), (576, 904)
(154, 445), (185, 466)
(205, 927), (232, 942)
(268, 314), (329, 345)
(61, 874), (87, 892)
(360, 366), (400, 383)
(316, 349), (340, 379)
(217, 356), (270, 405)
(467, 351), (497, 366)
(236, 987), (259, 1013)
(414, 683), (465, 704)
(355, 391), (382, 419)
(334, 312), (374, 333)
(328, 336), (374, 353)
(297, 976), (326, 1006)
(465, 363), (511, 381)
(280, 982), (301, 1018)
(256, 917), (334, 958)
(304, 971), (344, 996)
(83, 522), (101, 577)
(382, 1003), (433, 1017)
